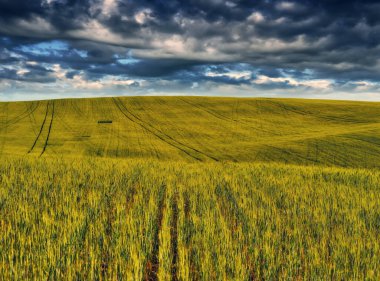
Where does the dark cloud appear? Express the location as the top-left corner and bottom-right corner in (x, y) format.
(0, 0), (379, 100)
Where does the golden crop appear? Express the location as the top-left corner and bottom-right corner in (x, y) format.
(1, 158), (379, 280)
(1, 97), (380, 280)
(1, 96), (380, 167)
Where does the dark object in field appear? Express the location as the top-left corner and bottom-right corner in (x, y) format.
(98, 120), (113, 124)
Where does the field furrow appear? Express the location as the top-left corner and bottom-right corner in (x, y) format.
(40, 101), (55, 156)
(170, 193), (179, 281)
(1, 96), (380, 167)
(28, 102), (50, 154)
(145, 184), (167, 281)
(0, 158), (380, 279)
(114, 97), (206, 161)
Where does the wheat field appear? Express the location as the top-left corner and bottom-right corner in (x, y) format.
(1, 96), (380, 167)
(1, 97), (380, 280)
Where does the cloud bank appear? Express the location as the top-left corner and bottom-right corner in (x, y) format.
(1, 0), (380, 100)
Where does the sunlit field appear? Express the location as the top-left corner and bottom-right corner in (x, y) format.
(1, 96), (380, 167)
(1, 97), (380, 280)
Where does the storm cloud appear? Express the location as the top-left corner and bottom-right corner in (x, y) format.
(1, 0), (380, 100)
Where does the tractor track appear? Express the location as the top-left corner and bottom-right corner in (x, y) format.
(54, 108), (98, 153)
(145, 184), (167, 281)
(113, 97), (201, 161)
(170, 194), (179, 281)
(28, 102), (50, 154)
(178, 97), (234, 123)
(101, 193), (116, 279)
(27, 102), (39, 137)
(180, 97), (277, 136)
(115, 103), (148, 159)
(92, 99), (118, 157)
(215, 182), (255, 279)
(181, 191), (201, 281)
(267, 100), (364, 124)
(40, 101), (55, 157)
(0, 103), (9, 156)
(264, 144), (320, 164)
(52, 184), (119, 280)
(3, 101), (40, 129)
(150, 97), (218, 160)
(129, 97), (161, 158)
(113, 97), (218, 162)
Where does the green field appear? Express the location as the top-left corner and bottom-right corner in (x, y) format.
(1, 97), (380, 280)
(1, 96), (380, 167)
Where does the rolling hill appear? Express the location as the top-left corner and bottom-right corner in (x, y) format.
(2, 96), (380, 279)
(1, 96), (380, 168)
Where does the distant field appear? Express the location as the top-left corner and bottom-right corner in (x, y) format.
(1, 97), (380, 280)
(1, 96), (380, 167)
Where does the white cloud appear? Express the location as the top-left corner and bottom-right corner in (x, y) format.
(16, 69), (30, 76)
(51, 64), (67, 79)
(49, 64), (141, 90)
(301, 80), (332, 89)
(248, 12), (265, 24)
(226, 1), (237, 8)
(276, 2), (298, 11)
(136, 34), (236, 61)
(352, 81), (379, 91)
(254, 75), (332, 89)
(191, 82), (199, 89)
(41, 0), (59, 7)
(26, 61), (38, 66)
(102, 0), (118, 16)
(206, 71), (252, 80)
(135, 9), (154, 25)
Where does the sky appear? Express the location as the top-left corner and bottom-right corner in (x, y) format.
(0, 0), (380, 101)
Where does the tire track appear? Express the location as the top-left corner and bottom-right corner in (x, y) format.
(113, 97), (218, 162)
(101, 193), (115, 279)
(145, 184), (167, 281)
(215, 182), (255, 279)
(182, 192), (200, 281)
(113, 98), (202, 161)
(266, 100), (312, 117)
(4, 101), (40, 129)
(178, 97), (233, 123)
(180, 97), (277, 136)
(54, 108), (98, 153)
(28, 102), (50, 154)
(143, 97), (213, 160)
(27, 101), (40, 137)
(56, 99), (99, 155)
(40, 101), (55, 157)
(264, 144), (319, 164)
(215, 183), (249, 237)
(126, 182), (138, 212)
(53, 183), (119, 280)
(0, 103), (9, 156)
(170, 194), (179, 281)
(127, 98), (160, 159)
(92, 99), (116, 157)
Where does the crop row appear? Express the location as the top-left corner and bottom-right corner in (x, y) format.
(1, 157), (379, 280)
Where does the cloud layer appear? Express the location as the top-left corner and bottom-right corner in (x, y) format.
(1, 0), (380, 100)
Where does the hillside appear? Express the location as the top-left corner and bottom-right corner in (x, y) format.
(2, 97), (380, 279)
(1, 96), (379, 168)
